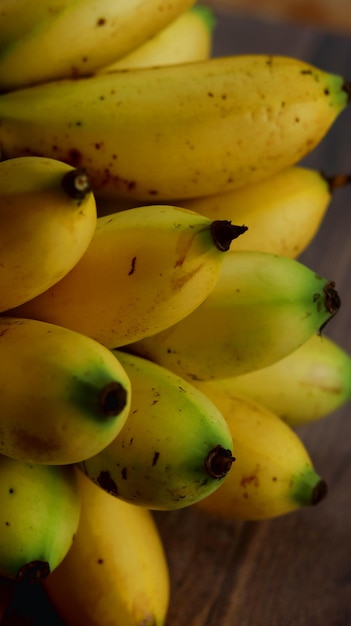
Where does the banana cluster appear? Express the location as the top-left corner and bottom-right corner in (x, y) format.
(0, 1), (350, 625)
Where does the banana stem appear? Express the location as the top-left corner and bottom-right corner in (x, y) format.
(322, 171), (351, 192)
(343, 78), (351, 101)
(99, 382), (128, 417)
(311, 479), (328, 506)
(210, 220), (248, 251)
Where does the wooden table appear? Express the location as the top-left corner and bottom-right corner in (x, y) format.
(5, 8), (351, 626)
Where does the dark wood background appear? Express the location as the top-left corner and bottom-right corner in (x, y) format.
(5, 7), (351, 626)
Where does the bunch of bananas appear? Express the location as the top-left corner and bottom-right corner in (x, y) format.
(0, 1), (350, 624)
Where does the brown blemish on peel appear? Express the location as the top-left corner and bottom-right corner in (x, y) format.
(128, 256), (137, 276)
(96, 470), (118, 496)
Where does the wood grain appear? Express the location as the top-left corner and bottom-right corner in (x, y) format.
(4, 11), (351, 626)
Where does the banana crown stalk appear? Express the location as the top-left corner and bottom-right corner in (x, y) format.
(0, 317), (131, 464)
(0, 156), (96, 312)
(79, 350), (235, 510)
(7, 206), (247, 348)
(128, 250), (341, 381)
(0, 454), (81, 583)
(0, 55), (349, 200)
(193, 384), (328, 521)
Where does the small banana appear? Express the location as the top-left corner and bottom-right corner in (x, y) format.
(193, 385), (328, 521)
(216, 333), (351, 427)
(177, 166), (351, 258)
(100, 5), (215, 72)
(79, 350), (235, 510)
(8, 206), (246, 348)
(0, 317), (131, 465)
(43, 469), (170, 626)
(0, 55), (349, 200)
(0, 0), (196, 90)
(0, 156), (96, 312)
(128, 250), (341, 381)
(0, 453), (81, 583)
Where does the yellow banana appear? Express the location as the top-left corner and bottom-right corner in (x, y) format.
(0, 316), (131, 465)
(8, 206), (246, 348)
(192, 385), (328, 521)
(215, 333), (351, 427)
(43, 469), (169, 626)
(0, 453), (81, 582)
(79, 350), (235, 510)
(0, 0), (196, 91)
(0, 55), (349, 200)
(100, 5), (215, 72)
(0, 156), (96, 312)
(127, 250), (341, 381)
(178, 166), (351, 258)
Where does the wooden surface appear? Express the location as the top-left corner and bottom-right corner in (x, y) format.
(5, 9), (351, 626)
(205, 0), (351, 35)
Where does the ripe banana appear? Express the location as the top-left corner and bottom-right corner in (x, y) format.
(100, 5), (215, 72)
(193, 385), (328, 521)
(0, 316), (131, 465)
(0, 0), (196, 91)
(0, 453), (81, 582)
(0, 55), (349, 200)
(43, 469), (169, 626)
(215, 333), (351, 427)
(178, 166), (351, 258)
(0, 156), (96, 312)
(8, 206), (246, 348)
(79, 350), (235, 510)
(127, 250), (341, 381)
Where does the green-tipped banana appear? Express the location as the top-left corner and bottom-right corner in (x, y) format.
(0, 155), (96, 312)
(128, 250), (341, 381)
(0, 453), (81, 582)
(79, 350), (235, 510)
(193, 384), (327, 521)
(217, 333), (351, 426)
(0, 56), (349, 200)
(0, 317), (131, 464)
(0, 0), (196, 90)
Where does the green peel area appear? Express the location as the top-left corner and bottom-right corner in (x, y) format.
(190, 4), (217, 32)
(69, 377), (128, 423)
(291, 466), (328, 506)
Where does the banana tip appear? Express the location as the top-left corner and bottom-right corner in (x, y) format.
(311, 479), (328, 505)
(343, 79), (351, 102)
(17, 560), (51, 583)
(61, 168), (91, 200)
(205, 445), (235, 479)
(99, 381), (128, 417)
(210, 220), (248, 252)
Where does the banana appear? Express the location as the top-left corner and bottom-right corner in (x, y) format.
(8, 206), (246, 348)
(0, 55), (349, 201)
(127, 250), (341, 381)
(0, 156), (96, 312)
(0, 0), (196, 91)
(79, 350), (235, 510)
(100, 5), (215, 72)
(214, 333), (351, 427)
(192, 385), (328, 521)
(177, 166), (351, 258)
(0, 453), (81, 583)
(43, 470), (169, 626)
(0, 316), (131, 465)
